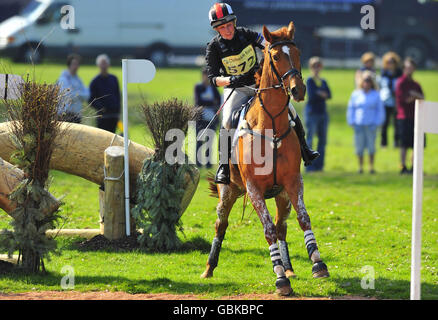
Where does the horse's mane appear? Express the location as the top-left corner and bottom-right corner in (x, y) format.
(254, 26), (291, 88)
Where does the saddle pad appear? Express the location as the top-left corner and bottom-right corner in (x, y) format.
(232, 97), (254, 148)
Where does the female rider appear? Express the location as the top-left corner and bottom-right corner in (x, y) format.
(206, 2), (318, 184)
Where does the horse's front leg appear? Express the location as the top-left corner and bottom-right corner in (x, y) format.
(275, 190), (296, 278)
(201, 183), (239, 279)
(285, 174), (329, 278)
(246, 181), (293, 296)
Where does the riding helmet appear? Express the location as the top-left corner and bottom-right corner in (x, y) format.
(208, 3), (236, 28)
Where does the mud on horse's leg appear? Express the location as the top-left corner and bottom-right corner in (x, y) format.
(275, 190), (296, 278)
(246, 182), (293, 296)
(201, 184), (238, 279)
(288, 175), (329, 278)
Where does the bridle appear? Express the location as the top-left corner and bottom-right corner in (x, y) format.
(267, 40), (303, 96)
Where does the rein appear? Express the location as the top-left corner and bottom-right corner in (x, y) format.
(241, 39), (300, 185)
(244, 40), (302, 94)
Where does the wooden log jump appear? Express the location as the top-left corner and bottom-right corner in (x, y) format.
(0, 122), (154, 191)
(0, 122), (199, 220)
(0, 157), (60, 217)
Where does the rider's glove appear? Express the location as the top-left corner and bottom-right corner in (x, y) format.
(229, 75), (239, 87)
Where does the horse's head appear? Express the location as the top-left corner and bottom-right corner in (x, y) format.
(262, 22), (306, 102)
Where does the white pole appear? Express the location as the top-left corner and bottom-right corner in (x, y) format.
(410, 99), (424, 300)
(122, 59), (131, 236)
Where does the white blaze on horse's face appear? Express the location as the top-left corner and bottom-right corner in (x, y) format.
(282, 45), (290, 57)
(282, 45), (294, 94)
(282, 45), (294, 66)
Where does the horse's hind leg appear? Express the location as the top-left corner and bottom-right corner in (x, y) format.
(275, 190), (296, 278)
(201, 183), (239, 279)
(286, 174), (329, 278)
(246, 181), (292, 296)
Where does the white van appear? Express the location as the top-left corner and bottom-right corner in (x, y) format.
(0, 0), (216, 65)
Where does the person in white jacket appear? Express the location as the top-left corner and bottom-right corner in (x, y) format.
(57, 53), (89, 123)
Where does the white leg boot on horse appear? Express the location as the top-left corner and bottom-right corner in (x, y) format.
(275, 190), (297, 278)
(246, 181), (293, 296)
(286, 175), (329, 278)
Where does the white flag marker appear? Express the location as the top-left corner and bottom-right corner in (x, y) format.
(122, 59), (156, 236)
(0, 74), (24, 100)
(410, 100), (438, 300)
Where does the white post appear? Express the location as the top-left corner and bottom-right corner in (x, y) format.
(120, 59), (156, 237)
(410, 100), (438, 300)
(410, 99), (424, 300)
(122, 59), (131, 236)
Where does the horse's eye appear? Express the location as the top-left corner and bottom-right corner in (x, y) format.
(273, 55), (280, 61)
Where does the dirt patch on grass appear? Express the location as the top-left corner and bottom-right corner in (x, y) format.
(0, 290), (377, 300)
(75, 233), (211, 253)
(77, 233), (141, 251)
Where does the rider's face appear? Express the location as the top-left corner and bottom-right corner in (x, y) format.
(215, 21), (235, 40)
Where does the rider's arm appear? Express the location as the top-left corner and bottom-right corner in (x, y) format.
(205, 40), (231, 87)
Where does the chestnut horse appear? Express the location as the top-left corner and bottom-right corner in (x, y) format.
(201, 22), (329, 295)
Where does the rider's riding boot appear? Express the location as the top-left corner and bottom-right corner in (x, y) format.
(215, 128), (231, 184)
(293, 115), (320, 167)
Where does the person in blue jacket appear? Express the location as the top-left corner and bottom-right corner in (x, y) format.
(89, 54), (121, 133)
(304, 57), (331, 172)
(379, 51), (402, 147)
(347, 71), (385, 174)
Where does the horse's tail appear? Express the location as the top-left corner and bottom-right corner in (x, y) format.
(206, 172), (252, 221)
(206, 172), (219, 198)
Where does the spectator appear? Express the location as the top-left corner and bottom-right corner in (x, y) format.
(194, 68), (221, 168)
(395, 57), (424, 174)
(379, 51), (402, 147)
(57, 53), (89, 123)
(355, 52), (376, 88)
(347, 71), (385, 174)
(304, 57), (331, 172)
(89, 54), (121, 133)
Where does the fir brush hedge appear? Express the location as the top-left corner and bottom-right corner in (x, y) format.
(0, 79), (65, 273)
(132, 99), (200, 251)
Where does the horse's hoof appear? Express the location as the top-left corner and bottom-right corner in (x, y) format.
(200, 270), (213, 279)
(285, 269), (297, 278)
(275, 276), (293, 296)
(312, 261), (329, 278)
(276, 285), (293, 296)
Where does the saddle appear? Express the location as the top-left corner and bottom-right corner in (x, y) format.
(230, 96), (254, 130)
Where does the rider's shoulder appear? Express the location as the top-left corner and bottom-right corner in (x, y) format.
(207, 34), (222, 48)
(237, 26), (259, 37)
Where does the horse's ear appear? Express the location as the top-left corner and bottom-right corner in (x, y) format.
(287, 21), (295, 40)
(262, 25), (272, 44)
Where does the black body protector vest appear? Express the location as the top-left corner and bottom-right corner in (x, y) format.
(206, 27), (265, 88)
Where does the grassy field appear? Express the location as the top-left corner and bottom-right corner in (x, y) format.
(0, 59), (437, 299)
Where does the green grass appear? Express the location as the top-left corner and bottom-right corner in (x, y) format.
(0, 59), (437, 299)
